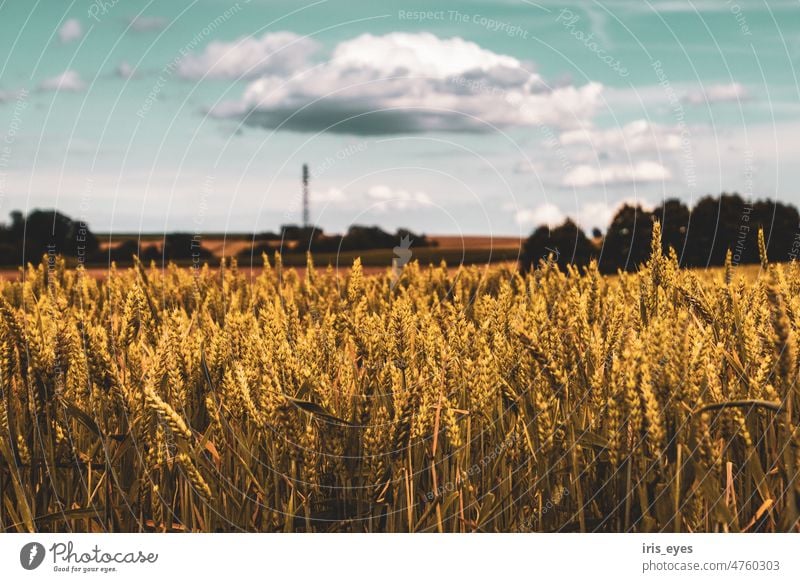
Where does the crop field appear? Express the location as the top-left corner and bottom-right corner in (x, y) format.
(0, 224), (798, 532)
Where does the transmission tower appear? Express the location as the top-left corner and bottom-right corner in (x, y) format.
(302, 163), (310, 228)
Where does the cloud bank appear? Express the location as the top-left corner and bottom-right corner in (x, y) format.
(563, 160), (671, 187)
(198, 32), (602, 135)
(559, 119), (683, 154)
(683, 82), (748, 105)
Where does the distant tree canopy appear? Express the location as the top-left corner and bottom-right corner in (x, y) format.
(521, 193), (800, 274)
(520, 219), (595, 274)
(2, 197), (797, 273)
(160, 233), (213, 261)
(105, 234), (214, 264)
(597, 204), (653, 272)
(0, 209), (98, 265)
(240, 224), (437, 261)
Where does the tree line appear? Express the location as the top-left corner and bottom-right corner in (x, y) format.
(3, 195), (797, 272)
(0, 210), (209, 266)
(521, 193), (800, 274)
(0, 210), (436, 266)
(242, 224), (436, 259)
(0, 210), (100, 265)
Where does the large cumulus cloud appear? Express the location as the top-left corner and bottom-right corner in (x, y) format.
(196, 32), (603, 135)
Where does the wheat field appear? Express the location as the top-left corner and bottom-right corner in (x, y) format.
(0, 224), (798, 532)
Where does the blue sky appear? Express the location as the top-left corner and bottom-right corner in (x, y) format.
(0, 0), (798, 235)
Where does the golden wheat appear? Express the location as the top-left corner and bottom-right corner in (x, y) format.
(0, 226), (798, 532)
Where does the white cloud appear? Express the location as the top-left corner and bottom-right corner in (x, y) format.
(116, 62), (135, 79)
(367, 185), (432, 211)
(563, 160), (671, 187)
(39, 70), (86, 92)
(59, 19), (83, 43)
(332, 32), (520, 78)
(512, 198), (652, 232)
(129, 16), (166, 32)
(683, 82), (748, 105)
(512, 122), (682, 187)
(178, 31), (320, 80)
(209, 32), (603, 135)
(575, 201), (620, 232)
(559, 119), (682, 154)
(576, 198), (654, 232)
(514, 203), (565, 228)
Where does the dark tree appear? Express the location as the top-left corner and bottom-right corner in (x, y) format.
(161, 233), (212, 261)
(520, 219), (595, 274)
(752, 199), (800, 263)
(107, 239), (142, 263)
(683, 194), (748, 267)
(0, 209), (98, 265)
(597, 204), (653, 274)
(339, 225), (396, 251)
(279, 225), (322, 250)
(651, 198), (690, 263)
(521, 194), (800, 274)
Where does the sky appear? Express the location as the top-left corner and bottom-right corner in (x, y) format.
(0, 0), (798, 236)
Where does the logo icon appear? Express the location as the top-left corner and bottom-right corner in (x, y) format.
(20, 542), (46, 570)
(391, 235), (414, 288)
(544, 246), (560, 262)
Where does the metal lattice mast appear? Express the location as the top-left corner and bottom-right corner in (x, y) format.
(302, 163), (310, 228)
